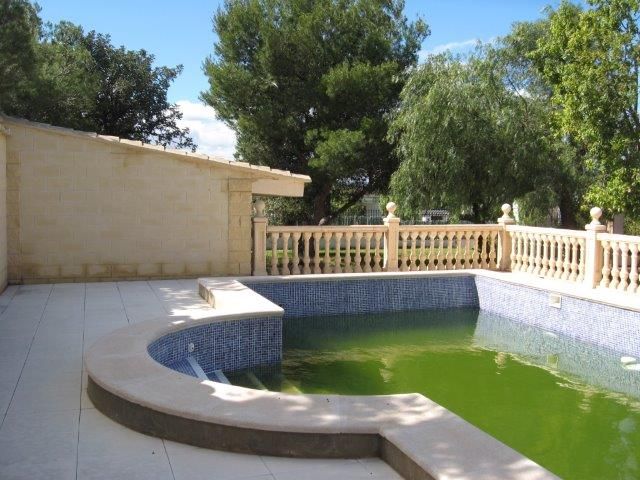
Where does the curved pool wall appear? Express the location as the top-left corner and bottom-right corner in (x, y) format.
(148, 317), (281, 380)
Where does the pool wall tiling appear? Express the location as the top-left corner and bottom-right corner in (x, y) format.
(475, 276), (640, 357)
(243, 275), (479, 318)
(474, 311), (640, 399)
(241, 274), (640, 358)
(148, 316), (282, 377)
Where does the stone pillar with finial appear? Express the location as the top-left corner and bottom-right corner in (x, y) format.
(252, 199), (268, 276)
(383, 202), (400, 272)
(497, 204), (516, 271)
(584, 206), (606, 288)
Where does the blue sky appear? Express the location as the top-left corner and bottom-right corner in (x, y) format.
(35, 0), (566, 157)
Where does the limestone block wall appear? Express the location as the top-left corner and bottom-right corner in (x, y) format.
(0, 128), (7, 290)
(4, 121), (254, 283)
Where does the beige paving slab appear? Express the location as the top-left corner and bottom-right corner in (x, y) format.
(0, 409), (79, 479)
(77, 408), (173, 480)
(165, 441), (271, 480)
(358, 457), (404, 479)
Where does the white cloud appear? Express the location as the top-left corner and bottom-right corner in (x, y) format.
(423, 38), (479, 57)
(418, 37), (498, 63)
(176, 100), (236, 159)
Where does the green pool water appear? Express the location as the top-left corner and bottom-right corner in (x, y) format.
(227, 309), (640, 479)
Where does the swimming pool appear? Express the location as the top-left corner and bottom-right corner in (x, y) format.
(87, 271), (640, 480)
(227, 308), (640, 479)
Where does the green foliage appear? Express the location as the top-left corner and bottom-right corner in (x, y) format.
(203, 0), (428, 223)
(0, 0), (40, 111)
(0, 2), (194, 149)
(388, 49), (573, 223)
(532, 0), (640, 219)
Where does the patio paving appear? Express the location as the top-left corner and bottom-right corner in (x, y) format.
(0, 280), (401, 480)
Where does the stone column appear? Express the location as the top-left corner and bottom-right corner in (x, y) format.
(383, 202), (400, 272)
(497, 204), (515, 271)
(584, 207), (606, 288)
(252, 199), (268, 276)
(227, 178), (253, 276)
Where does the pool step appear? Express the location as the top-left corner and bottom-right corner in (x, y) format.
(276, 374), (302, 394)
(246, 371), (268, 391)
(211, 369), (231, 384)
(186, 356), (208, 380)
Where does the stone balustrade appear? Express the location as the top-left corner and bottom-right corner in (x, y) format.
(598, 234), (640, 293)
(264, 225), (387, 275)
(506, 226), (587, 283)
(251, 200), (640, 297)
(396, 225), (502, 271)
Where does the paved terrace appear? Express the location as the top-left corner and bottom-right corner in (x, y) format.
(0, 280), (400, 480)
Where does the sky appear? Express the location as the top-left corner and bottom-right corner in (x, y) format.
(36, 0), (567, 158)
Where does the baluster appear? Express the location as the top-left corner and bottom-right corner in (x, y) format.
(417, 231), (427, 270)
(409, 231), (418, 271)
(618, 242), (629, 291)
(610, 241), (621, 288)
(629, 243), (639, 293)
(569, 237), (579, 281)
(363, 232), (372, 273)
(451, 232), (460, 270)
(343, 231), (353, 273)
(443, 233), (452, 270)
(400, 231), (409, 271)
(373, 231), (383, 272)
(270, 232), (279, 275)
(600, 240), (611, 288)
(553, 236), (563, 279)
(577, 238), (586, 282)
(290, 232), (301, 275)
(521, 233), (529, 272)
(313, 232), (321, 274)
(281, 232), (291, 276)
(540, 235), (549, 277)
(532, 234), (542, 275)
(302, 232), (311, 274)
(332, 232), (343, 273)
(423, 232), (432, 270)
(510, 232), (517, 271)
(547, 237), (556, 279)
(460, 231), (468, 269)
(434, 232), (443, 270)
(559, 237), (570, 280)
(515, 232), (523, 271)
(354, 232), (363, 273)
(473, 232), (482, 269)
(323, 232), (332, 274)
(488, 232), (499, 270)
(525, 234), (535, 274)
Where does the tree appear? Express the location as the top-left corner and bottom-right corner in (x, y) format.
(0, 0), (40, 112)
(0, 5), (195, 150)
(532, 0), (640, 221)
(203, 0), (428, 224)
(388, 50), (570, 224)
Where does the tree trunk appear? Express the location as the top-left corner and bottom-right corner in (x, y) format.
(313, 184), (332, 225)
(559, 190), (578, 229)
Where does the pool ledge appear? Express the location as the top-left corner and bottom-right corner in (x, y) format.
(86, 274), (557, 480)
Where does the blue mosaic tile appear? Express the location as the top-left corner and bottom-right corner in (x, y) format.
(148, 316), (282, 377)
(151, 275), (640, 381)
(244, 276), (479, 318)
(475, 276), (640, 357)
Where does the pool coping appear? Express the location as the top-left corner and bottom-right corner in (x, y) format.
(85, 271), (567, 480)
